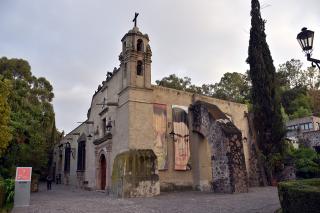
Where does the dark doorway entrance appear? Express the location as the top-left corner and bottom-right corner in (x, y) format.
(100, 154), (106, 190)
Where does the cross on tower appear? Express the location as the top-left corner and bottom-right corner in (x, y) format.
(132, 12), (139, 27)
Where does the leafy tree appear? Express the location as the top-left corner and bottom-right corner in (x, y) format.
(277, 59), (320, 90)
(155, 72), (250, 103)
(0, 76), (12, 157)
(305, 66), (320, 90)
(287, 147), (320, 179)
(277, 59), (305, 89)
(247, 0), (285, 181)
(308, 89), (320, 116)
(200, 84), (215, 97)
(291, 107), (312, 119)
(212, 72), (250, 103)
(155, 74), (214, 95)
(280, 106), (289, 123)
(155, 74), (192, 91)
(0, 57), (57, 178)
(281, 86), (313, 119)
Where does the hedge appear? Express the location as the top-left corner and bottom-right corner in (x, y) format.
(278, 178), (320, 213)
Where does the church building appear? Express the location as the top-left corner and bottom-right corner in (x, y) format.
(53, 16), (256, 197)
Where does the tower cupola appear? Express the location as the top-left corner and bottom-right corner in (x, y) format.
(119, 13), (152, 89)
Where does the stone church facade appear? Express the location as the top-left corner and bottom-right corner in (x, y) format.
(53, 22), (256, 197)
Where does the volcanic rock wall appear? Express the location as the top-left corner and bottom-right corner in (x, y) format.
(191, 101), (248, 193)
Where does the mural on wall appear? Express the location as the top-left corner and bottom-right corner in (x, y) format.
(172, 105), (190, 170)
(153, 104), (168, 170)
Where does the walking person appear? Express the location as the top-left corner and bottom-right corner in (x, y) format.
(46, 175), (53, 190)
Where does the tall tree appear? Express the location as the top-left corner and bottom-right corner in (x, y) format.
(0, 76), (12, 157)
(277, 59), (320, 89)
(247, 0), (285, 181)
(212, 72), (250, 103)
(0, 57), (57, 177)
(155, 73), (250, 100)
(156, 74), (192, 91)
(281, 87), (312, 119)
(277, 59), (305, 89)
(155, 74), (209, 95)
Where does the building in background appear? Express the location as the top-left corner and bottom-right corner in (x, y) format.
(286, 116), (320, 149)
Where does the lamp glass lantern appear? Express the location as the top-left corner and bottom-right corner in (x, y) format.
(297, 27), (314, 54)
(87, 134), (93, 140)
(106, 119), (112, 132)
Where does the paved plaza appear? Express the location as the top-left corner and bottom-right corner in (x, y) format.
(13, 184), (280, 213)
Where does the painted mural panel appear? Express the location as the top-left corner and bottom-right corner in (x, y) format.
(172, 105), (190, 170)
(153, 104), (168, 170)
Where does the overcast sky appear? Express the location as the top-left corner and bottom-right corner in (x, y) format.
(1, 0), (319, 133)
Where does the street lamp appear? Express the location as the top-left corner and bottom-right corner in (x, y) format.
(297, 27), (320, 69)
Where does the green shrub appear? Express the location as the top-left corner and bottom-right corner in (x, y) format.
(287, 147), (320, 178)
(4, 179), (14, 204)
(278, 178), (320, 213)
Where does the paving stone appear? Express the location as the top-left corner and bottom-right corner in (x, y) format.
(12, 183), (280, 213)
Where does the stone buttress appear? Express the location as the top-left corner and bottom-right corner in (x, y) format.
(190, 101), (248, 193)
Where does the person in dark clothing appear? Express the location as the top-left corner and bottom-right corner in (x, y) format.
(46, 175), (53, 190)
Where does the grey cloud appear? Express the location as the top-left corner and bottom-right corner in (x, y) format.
(0, 0), (319, 132)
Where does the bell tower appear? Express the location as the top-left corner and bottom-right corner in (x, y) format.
(119, 13), (152, 89)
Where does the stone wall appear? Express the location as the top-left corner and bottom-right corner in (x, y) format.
(111, 149), (160, 198)
(191, 101), (248, 193)
(53, 122), (87, 187)
(149, 86), (250, 191)
(303, 130), (320, 148)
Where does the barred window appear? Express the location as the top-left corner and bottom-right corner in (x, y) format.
(64, 147), (71, 173)
(77, 140), (86, 171)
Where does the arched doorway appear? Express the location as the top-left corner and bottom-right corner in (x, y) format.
(100, 154), (106, 190)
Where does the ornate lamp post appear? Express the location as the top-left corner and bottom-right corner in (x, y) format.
(297, 27), (320, 69)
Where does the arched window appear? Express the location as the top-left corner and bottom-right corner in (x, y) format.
(77, 134), (86, 171)
(137, 61), (143, 76)
(137, 39), (144, 52)
(77, 140), (86, 171)
(64, 145), (71, 173)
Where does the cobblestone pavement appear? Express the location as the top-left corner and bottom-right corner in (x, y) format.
(13, 184), (280, 213)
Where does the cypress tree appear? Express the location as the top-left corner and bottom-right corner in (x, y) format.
(247, 0), (285, 181)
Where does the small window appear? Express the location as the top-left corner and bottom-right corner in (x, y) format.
(309, 123), (314, 129)
(137, 61), (143, 76)
(137, 39), (144, 52)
